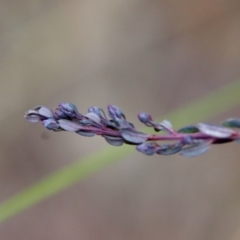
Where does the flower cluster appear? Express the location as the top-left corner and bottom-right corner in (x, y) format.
(25, 103), (240, 157)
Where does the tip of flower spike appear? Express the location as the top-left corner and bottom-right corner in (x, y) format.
(34, 106), (55, 118)
(24, 106), (54, 122)
(24, 110), (41, 123)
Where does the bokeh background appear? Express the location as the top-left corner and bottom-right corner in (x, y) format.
(1, 1), (240, 239)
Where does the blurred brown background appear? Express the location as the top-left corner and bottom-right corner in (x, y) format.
(1, 1), (240, 239)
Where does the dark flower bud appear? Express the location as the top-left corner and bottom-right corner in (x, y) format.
(158, 120), (173, 131)
(120, 128), (148, 144)
(138, 113), (153, 126)
(136, 142), (159, 155)
(107, 105), (125, 120)
(58, 119), (81, 132)
(76, 130), (95, 137)
(55, 108), (68, 119)
(85, 112), (101, 125)
(198, 123), (234, 138)
(180, 140), (211, 157)
(42, 119), (60, 131)
(88, 107), (106, 118)
(113, 119), (135, 130)
(25, 106), (55, 122)
(58, 103), (81, 118)
(156, 143), (182, 155)
(103, 135), (125, 146)
(79, 119), (93, 125)
(24, 110), (42, 123)
(34, 106), (55, 118)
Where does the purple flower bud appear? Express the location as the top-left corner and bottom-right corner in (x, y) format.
(76, 130), (95, 137)
(79, 119), (92, 125)
(107, 105), (125, 120)
(180, 141), (211, 157)
(198, 123), (234, 138)
(42, 119), (60, 131)
(58, 103), (81, 118)
(156, 143), (182, 155)
(103, 135), (125, 146)
(136, 142), (159, 155)
(24, 110), (42, 123)
(34, 106), (55, 118)
(159, 120), (173, 131)
(55, 108), (68, 119)
(58, 119), (82, 132)
(88, 107), (106, 118)
(114, 119), (135, 130)
(85, 112), (101, 125)
(25, 106), (55, 122)
(138, 113), (153, 126)
(120, 128), (148, 144)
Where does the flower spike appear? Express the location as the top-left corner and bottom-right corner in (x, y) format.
(25, 103), (240, 157)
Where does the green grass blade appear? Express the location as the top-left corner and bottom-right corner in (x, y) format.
(0, 80), (240, 223)
(0, 144), (133, 224)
